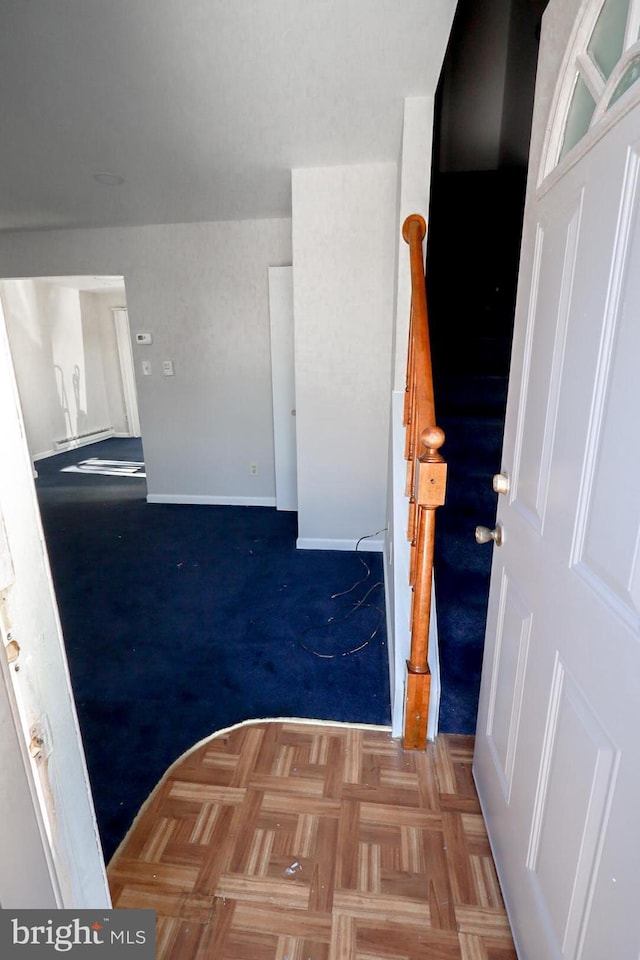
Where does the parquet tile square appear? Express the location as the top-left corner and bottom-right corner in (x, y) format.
(108, 721), (516, 959)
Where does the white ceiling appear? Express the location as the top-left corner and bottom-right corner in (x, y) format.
(0, 0), (453, 233)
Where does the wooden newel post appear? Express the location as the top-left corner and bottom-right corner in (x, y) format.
(404, 429), (447, 749)
(404, 502), (433, 750)
(402, 211), (447, 751)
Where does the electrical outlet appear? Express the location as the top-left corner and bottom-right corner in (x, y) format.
(250, 462), (258, 476)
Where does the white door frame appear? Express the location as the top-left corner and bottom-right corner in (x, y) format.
(268, 266), (298, 511)
(0, 567), (60, 907)
(0, 301), (110, 907)
(113, 307), (141, 438)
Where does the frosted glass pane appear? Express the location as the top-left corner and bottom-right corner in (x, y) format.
(560, 76), (596, 159)
(609, 57), (640, 105)
(587, 0), (630, 79)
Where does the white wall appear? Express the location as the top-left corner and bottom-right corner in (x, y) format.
(0, 280), (128, 460)
(499, 0), (541, 168)
(0, 219), (292, 503)
(438, 0), (542, 174)
(439, 0), (512, 171)
(292, 163), (397, 550)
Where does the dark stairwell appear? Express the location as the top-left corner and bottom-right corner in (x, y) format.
(427, 169), (526, 733)
(424, 0), (545, 734)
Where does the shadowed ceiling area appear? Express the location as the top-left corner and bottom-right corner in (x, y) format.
(0, 0), (453, 231)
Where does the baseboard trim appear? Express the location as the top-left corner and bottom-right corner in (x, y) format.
(296, 537), (384, 552)
(53, 428), (115, 452)
(146, 494), (277, 507)
(33, 433), (137, 460)
(33, 448), (55, 462)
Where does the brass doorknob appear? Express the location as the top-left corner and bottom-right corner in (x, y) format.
(475, 523), (504, 546)
(493, 472), (510, 495)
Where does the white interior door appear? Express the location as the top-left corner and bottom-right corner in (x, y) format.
(474, 1), (640, 957)
(268, 266), (297, 511)
(0, 302), (110, 907)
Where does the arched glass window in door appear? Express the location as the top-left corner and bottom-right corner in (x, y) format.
(545, 0), (640, 174)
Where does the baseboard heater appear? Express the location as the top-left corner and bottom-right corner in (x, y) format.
(54, 427), (114, 452)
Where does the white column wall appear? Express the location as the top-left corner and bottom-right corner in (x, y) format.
(292, 163), (397, 551)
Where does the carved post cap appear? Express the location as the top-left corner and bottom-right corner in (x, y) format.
(402, 214), (426, 244)
(421, 425), (445, 452)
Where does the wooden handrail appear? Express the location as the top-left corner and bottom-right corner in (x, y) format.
(402, 214), (447, 750)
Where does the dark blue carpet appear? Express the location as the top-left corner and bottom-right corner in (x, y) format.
(35, 438), (390, 862)
(432, 412), (504, 733)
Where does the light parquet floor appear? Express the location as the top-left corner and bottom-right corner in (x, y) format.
(108, 721), (516, 960)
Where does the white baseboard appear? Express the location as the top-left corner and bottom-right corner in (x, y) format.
(33, 432), (135, 461)
(33, 433), (119, 461)
(146, 494), (277, 507)
(296, 537), (384, 552)
(53, 428), (114, 452)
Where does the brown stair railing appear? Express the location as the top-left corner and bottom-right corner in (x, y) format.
(402, 214), (447, 750)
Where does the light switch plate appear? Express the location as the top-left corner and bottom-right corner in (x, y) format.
(162, 360), (175, 376)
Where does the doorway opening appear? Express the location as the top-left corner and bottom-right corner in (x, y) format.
(0, 275), (142, 474)
(0, 274), (146, 861)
